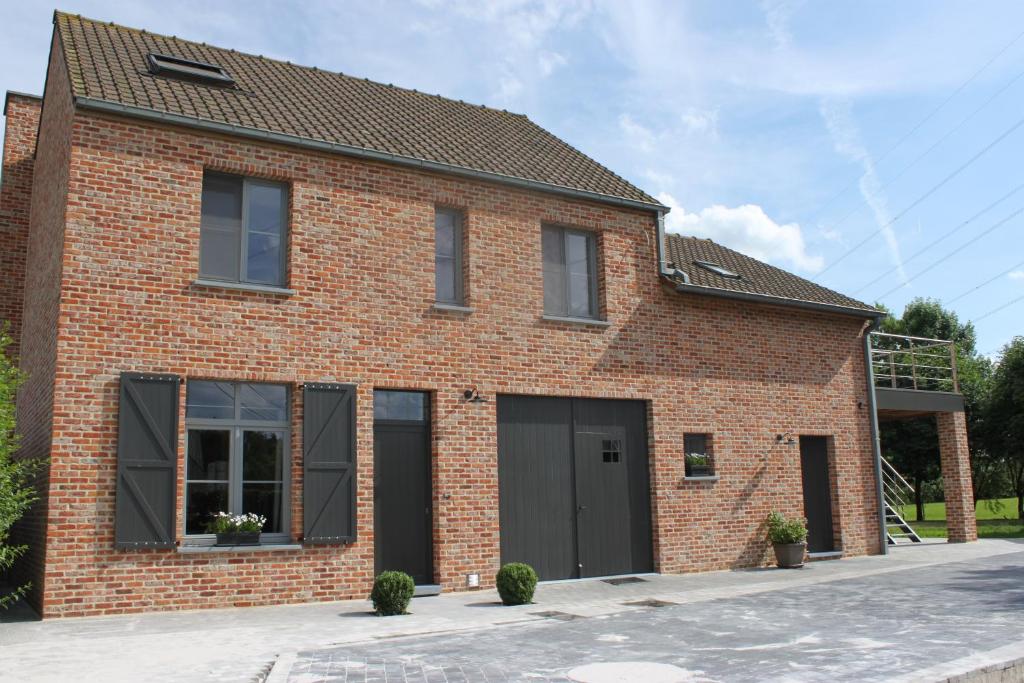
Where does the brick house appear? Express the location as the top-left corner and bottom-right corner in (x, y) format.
(0, 13), (975, 619)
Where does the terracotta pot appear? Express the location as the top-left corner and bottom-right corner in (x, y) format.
(772, 542), (806, 568)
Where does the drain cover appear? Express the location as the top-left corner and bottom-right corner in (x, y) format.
(622, 599), (677, 608)
(567, 662), (693, 683)
(530, 610), (584, 621)
(602, 576), (647, 586)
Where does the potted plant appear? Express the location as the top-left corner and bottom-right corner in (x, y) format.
(207, 512), (266, 546)
(685, 452), (713, 477)
(766, 511), (807, 568)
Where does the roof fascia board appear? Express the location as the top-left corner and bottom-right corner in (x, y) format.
(672, 279), (884, 320)
(74, 96), (669, 214)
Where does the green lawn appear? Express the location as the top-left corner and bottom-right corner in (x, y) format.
(898, 497), (1024, 538)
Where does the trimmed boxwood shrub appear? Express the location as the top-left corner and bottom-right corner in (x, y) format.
(496, 562), (538, 606)
(370, 571), (414, 616)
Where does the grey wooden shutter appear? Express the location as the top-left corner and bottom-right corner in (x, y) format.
(115, 372), (180, 549)
(303, 383), (357, 543)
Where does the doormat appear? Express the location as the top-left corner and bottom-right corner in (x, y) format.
(530, 610), (586, 621)
(602, 576), (648, 586)
(622, 599), (677, 608)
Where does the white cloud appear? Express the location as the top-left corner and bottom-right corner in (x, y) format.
(658, 192), (824, 273)
(1009, 271), (1024, 281)
(537, 50), (567, 77)
(761, 0), (805, 51)
(819, 98), (908, 281)
(679, 108), (719, 138)
(618, 114), (656, 152)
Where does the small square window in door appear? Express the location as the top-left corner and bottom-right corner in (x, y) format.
(602, 439), (621, 463)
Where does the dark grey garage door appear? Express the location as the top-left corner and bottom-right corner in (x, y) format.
(497, 396), (653, 581)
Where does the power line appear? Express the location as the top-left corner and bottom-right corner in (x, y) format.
(805, 26), (1024, 225)
(851, 182), (1024, 295)
(871, 205), (1024, 301)
(945, 258), (1024, 305)
(813, 112), (1024, 281)
(970, 293), (1024, 325)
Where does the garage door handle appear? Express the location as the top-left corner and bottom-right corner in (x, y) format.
(577, 505), (587, 512)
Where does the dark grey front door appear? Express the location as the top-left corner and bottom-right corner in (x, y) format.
(497, 395), (652, 581)
(799, 435), (835, 553)
(374, 391), (433, 584)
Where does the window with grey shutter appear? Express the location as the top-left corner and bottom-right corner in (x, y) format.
(542, 225), (599, 319)
(303, 384), (357, 543)
(200, 172), (288, 287)
(115, 372), (180, 549)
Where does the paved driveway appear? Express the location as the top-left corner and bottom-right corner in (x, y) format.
(4, 540), (1024, 682)
(286, 548), (1024, 683)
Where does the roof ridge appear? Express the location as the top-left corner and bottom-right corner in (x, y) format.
(53, 10), (532, 121)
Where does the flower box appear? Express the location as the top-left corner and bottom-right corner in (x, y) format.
(214, 531), (261, 546)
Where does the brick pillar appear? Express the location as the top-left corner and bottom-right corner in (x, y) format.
(937, 411), (977, 543)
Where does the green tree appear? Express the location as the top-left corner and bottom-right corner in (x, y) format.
(0, 327), (41, 609)
(985, 337), (1024, 518)
(877, 298), (991, 519)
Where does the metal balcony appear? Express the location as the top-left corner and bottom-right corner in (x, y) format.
(870, 332), (965, 417)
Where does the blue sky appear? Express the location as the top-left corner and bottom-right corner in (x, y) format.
(2, 1), (1023, 357)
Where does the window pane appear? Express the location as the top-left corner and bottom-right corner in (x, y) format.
(186, 482), (228, 534)
(187, 429), (231, 479)
(684, 434), (707, 455)
(200, 174), (242, 280)
(435, 214), (456, 258)
(243, 483), (283, 533)
(186, 381), (235, 419)
(542, 227), (566, 315)
(243, 430), (284, 481)
(240, 384), (288, 421)
(247, 182), (286, 235)
(435, 256), (456, 303)
(566, 232), (594, 317)
(245, 231), (282, 285)
(374, 390), (426, 421)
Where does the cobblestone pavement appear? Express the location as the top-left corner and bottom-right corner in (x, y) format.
(286, 550), (1024, 683)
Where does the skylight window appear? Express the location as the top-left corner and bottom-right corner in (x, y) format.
(147, 53), (234, 85)
(694, 260), (741, 279)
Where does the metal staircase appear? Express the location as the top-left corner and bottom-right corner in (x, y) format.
(881, 458), (922, 544)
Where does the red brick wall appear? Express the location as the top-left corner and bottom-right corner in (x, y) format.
(937, 411), (977, 543)
(31, 92), (881, 617)
(10, 38), (76, 614)
(0, 93), (40, 355)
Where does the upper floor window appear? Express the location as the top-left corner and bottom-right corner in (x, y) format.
(200, 172), (288, 288)
(542, 225), (598, 319)
(435, 208), (464, 305)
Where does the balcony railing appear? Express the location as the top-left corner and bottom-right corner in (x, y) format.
(870, 332), (959, 393)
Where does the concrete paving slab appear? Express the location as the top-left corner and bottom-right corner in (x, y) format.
(2, 539), (1022, 682)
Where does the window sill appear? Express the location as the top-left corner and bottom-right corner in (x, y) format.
(177, 543), (302, 554)
(193, 279), (296, 296)
(541, 315), (611, 328)
(682, 475), (719, 482)
(432, 302), (475, 313)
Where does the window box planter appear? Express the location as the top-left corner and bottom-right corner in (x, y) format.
(215, 531), (261, 547)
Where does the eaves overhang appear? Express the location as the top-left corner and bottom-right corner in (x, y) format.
(670, 278), (885, 320)
(73, 96), (670, 215)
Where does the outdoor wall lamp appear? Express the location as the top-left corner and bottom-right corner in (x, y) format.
(463, 387), (487, 403)
(776, 432), (797, 445)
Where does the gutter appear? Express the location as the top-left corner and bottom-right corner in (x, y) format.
(73, 96), (669, 215)
(863, 318), (888, 555)
(672, 280), (885, 320)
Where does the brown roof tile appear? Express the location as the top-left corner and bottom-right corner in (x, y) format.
(54, 12), (659, 208)
(665, 234), (880, 316)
